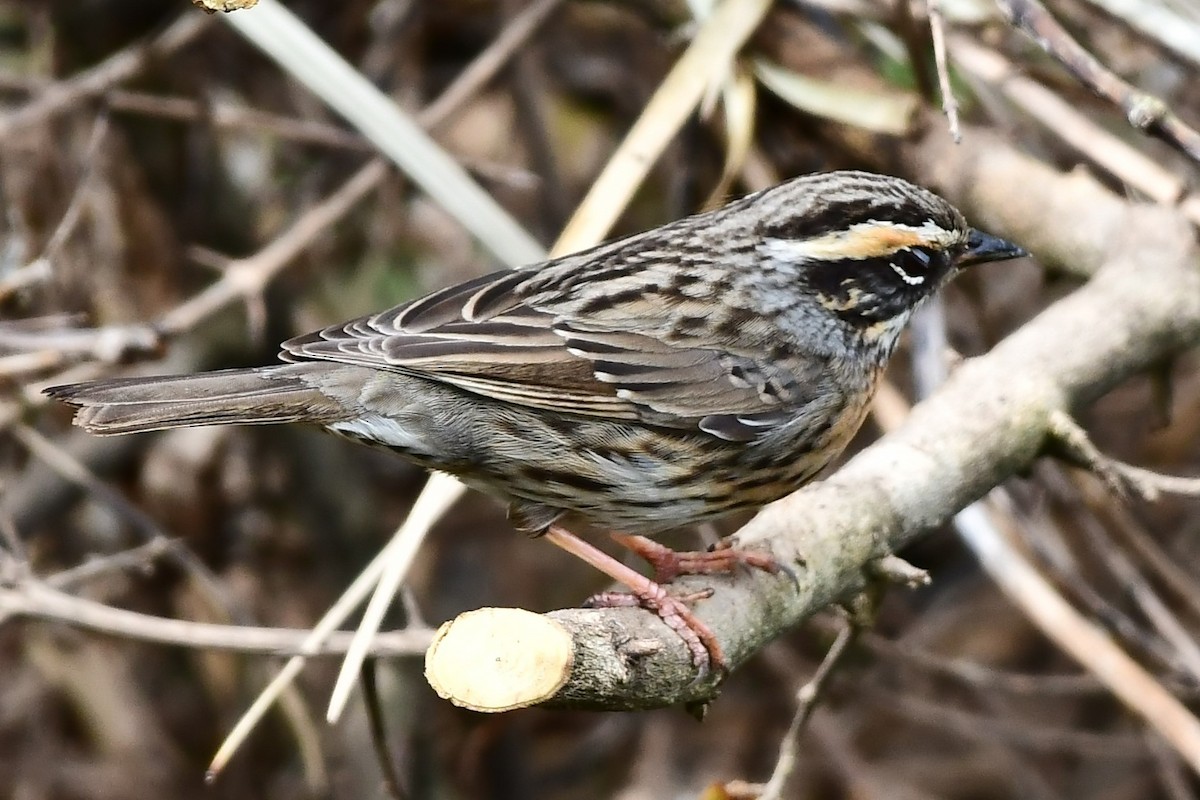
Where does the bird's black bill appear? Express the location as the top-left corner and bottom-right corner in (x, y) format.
(959, 228), (1028, 266)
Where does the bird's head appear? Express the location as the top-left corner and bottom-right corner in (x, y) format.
(749, 171), (1026, 346)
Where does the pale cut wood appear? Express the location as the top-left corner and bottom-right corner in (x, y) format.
(426, 608), (574, 712)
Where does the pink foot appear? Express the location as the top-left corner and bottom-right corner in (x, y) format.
(610, 532), (786, 584)
(544, 526), (727, 675)
(585, 585), (722, 675)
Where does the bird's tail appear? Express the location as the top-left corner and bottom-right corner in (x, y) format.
(45, 364), (347, 435)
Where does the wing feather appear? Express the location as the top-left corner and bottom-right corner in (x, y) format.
(280, 248), (826, 439)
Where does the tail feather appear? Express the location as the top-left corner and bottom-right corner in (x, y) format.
(45, 365), (348, 435)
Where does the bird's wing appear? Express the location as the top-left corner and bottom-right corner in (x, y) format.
(282, 248), (828, 441)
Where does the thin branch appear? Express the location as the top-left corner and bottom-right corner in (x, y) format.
(420, 0), (564, 131)
(1043, 468), (1200, 686)
(158, 159), (390, 336)
(0, 577), (432, 656)
(848, 627), (1114, 697)
(10, 424), (228, 606)
(0, 259), (52, 303)
(0, 506), (26, 567)
(46, 538), (176, 591)
(106, 90), (371, 150)
(1047, 409), (1200, 501)
(0, 14), (211, 141)
(1009, 474), (1200, 683)
(1109, 464), (1200, 501)
(13, 0), (566, 379)
(1046, 409), (1130, 498)
(950, 38), (1191, 215)
(958, 496), (1200, 767)
(1076, 475), (1200, 624)
(883, 678), (1152, 758)
(0, 115), (113, 306)
(324, 472), (464, 722)
(927, 0), (961, 142)
(1077, 0), (1200, 68)
(362, 660), (409, 800)
(995, 0), (1200, 163)
(221, 0), (544, 266)
(758, 599), (871, 799)
(207, 514), (450, 778)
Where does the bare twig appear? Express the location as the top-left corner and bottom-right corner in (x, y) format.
(207, 513), (454, 778)
(866, 554), (931, 588)
(1076, 476), (1200, 624)
(882, 677), (1151, 758)
(1077, 0), (1200, 68)
(0, 116), (112, 307)
(323, 473), (463, 721)
(995, 0), (1200, 163)
(0, 14), (211, 141)
(19, 0), (566, 376)
(0, 324), (165, 374)
(0, 259), (52, 303)
(1046, 409), (1131, 499)
(420, 0), (564, 131)
(1048, 409), (1200, 501)
(951, 38), (1191, 214)
(46, 538), (176, 591)
(10, 424), (226, 604)
(361, 661), (409, 800)
(1014, 499), (1195, 682)
(222, 0), (544, 266)
(0, 576), (432, 656)
(1042, 467), (1200, 686)
(956, 498), (1200, 769)
(927, 0), (961, 141)
(850, 627), (1114, 697)
(758, 597), (873, 799)
(106, 90), (371, 150)
(1107, 464), (1200, 501)
(0, 505), (25, 566)
(159, 159), (390, 335)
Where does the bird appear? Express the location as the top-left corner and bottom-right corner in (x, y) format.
(46, 170), (1026, 675)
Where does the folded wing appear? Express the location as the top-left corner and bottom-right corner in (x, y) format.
(282, 247), (827, 442)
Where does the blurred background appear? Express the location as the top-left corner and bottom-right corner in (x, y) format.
(1, 0), (1199, 798)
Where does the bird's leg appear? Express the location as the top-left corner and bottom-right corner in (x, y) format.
(609, 532), (785, 584)
(543, 525), (723, 675)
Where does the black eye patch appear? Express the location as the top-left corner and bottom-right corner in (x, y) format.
(801, 244), (953, 328)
